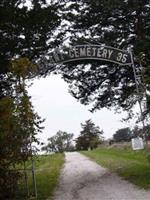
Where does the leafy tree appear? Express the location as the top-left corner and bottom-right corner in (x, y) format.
(42, 131), (74, 153)
(132, 125), (150, 141)
(0, 58), (44, 199)
(0, 0), (66, 99)
(76, 119), (103, 150)
(132, 125), (142, 138)
(60, 0), (150, 118)
(113, 127), (132, 142)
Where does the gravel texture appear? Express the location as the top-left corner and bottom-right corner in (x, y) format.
(53, 152), (150, 200)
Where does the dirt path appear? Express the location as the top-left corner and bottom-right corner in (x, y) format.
(53, 152), (150, 200)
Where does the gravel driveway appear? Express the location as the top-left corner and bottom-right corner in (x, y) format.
(53, 152), (150, 200)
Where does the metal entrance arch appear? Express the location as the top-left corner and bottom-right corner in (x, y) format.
(39, 44), (145, 139)
(48, 44), (142, 96)
(49, 44), (132, 66)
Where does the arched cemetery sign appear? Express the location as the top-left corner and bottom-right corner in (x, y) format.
(49, 45), (132, 66)
(40, 44), (140, 96)
(43, 44), (145, 141)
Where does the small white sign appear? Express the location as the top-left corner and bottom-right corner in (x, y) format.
(131, 137), (144, 150)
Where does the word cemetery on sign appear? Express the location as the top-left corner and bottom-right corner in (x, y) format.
(49, 45), (132, 65)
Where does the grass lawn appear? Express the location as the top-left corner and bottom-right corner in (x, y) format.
(16, 153), (65, 200)
(81, 148), (150, 189)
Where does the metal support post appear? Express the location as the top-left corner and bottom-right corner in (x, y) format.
(31, 152), (37, 198)
(23, 161), (29, 197)
(129, 48), (147, 143)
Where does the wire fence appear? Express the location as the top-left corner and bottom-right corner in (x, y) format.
(12, 168), (35, 200)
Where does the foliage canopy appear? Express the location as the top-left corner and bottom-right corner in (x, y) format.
(59, 0), (150, 117)
(0, 58), (44, 199)
(42, 130), (74, 153)
(76, 119), (103, 150)
(113, 127), (132, 142)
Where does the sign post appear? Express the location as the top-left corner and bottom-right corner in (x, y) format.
(132, 137), (144, 150)
(129, 48), (146, 144)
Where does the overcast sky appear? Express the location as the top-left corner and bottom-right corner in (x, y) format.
(27, 75), (137, 145)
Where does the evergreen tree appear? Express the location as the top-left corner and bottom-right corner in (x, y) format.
(60, 0), (150, 117)
(76, 119), (103, 150)
(113, 127), (132, 142)
(0, 0), (64, 70)
(0, 0), (66, 98)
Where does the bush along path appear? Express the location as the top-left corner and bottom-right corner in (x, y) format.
(53, 152), (150, 200)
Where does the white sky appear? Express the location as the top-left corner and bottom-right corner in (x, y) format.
(27, 75), (137, 145)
